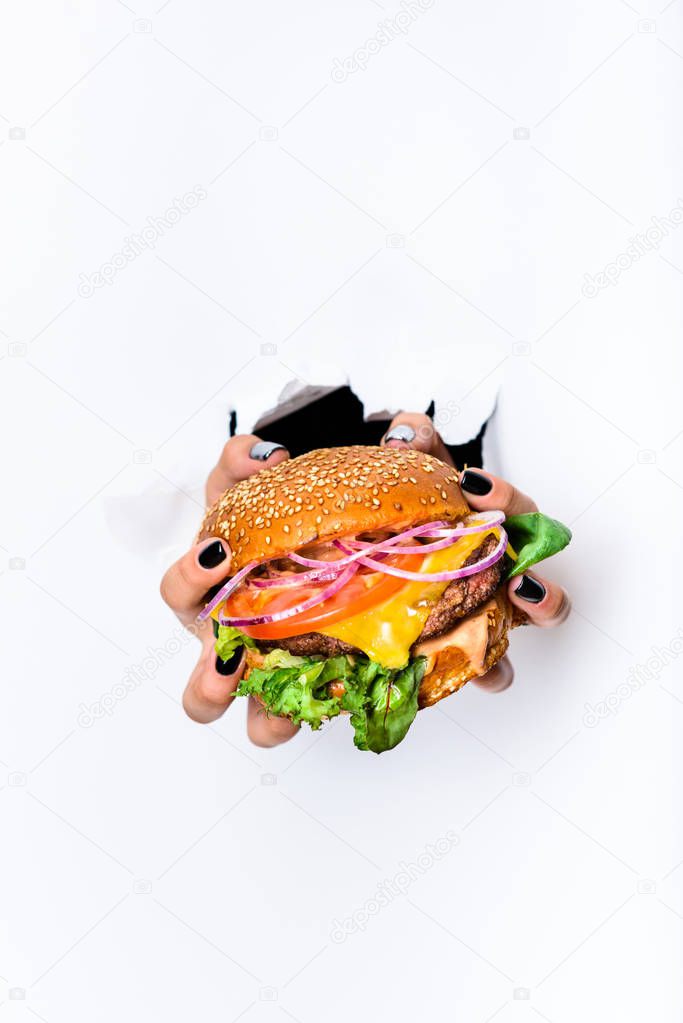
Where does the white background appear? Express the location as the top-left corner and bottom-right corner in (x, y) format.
(1, 2), (682, 1021)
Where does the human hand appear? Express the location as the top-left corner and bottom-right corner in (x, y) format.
(382, 413), (571, 693)
(160, 436), (301, 747)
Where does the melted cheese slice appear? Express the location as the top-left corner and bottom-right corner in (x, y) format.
(319, 530), (498, 668)
(414, 600), (494, 674)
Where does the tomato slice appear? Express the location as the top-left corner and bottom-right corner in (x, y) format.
(224, 551), (424, 640)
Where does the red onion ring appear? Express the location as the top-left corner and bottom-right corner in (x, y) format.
(218, 563), (359, 627)
(345, 511), (505, 555)
(346, 534), (460, 555)
(196, 560), (259, 622)
(420, 510), (505, 538)
(197, 514), (508, 625)
(332, 527), (508, 582)
(248, 565), (343, 588)
(288, 520), (452, 569)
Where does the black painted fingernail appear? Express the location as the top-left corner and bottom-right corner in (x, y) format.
(514, 575), (546, 603)
(460, 470), (493, 496)
(215, 649), (243, 675)
(250, 441), (286, 461)
(198, 540), (227, 569)
(384, 424), (416, 444)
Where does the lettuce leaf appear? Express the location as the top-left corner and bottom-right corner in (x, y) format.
(504, 512), (572, 578)
(235, 648), (425, 753)
(237, 657), (341, 729)
(354, 658), (426, 754)
(214, 624), (255, 662)
(261, 648), (306, 670)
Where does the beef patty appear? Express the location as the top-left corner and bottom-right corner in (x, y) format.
(258, 532), (504, 659)
(259, 632), (359, 658)
(417, 532), (504, 641)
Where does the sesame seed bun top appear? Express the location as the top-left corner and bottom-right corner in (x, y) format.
(197, 445), (470, 574)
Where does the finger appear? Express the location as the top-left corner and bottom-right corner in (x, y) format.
(472, 655), (514, 693)
(182, 637), (246, 723)
(246, 696), (300, 748)
(507, 572), (571, 628)
(381, 412), (454, 466)
(458, 468), (537, 515)
(206, 434), (290, 505)
(160, 538), (231, 626)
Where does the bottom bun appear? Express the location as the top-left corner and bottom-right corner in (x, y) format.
(415, 590), (524, 708)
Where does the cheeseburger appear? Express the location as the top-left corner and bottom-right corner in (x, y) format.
(197, 446), (570, 753)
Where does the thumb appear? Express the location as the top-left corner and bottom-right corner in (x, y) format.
(381, 412), (453, 465)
